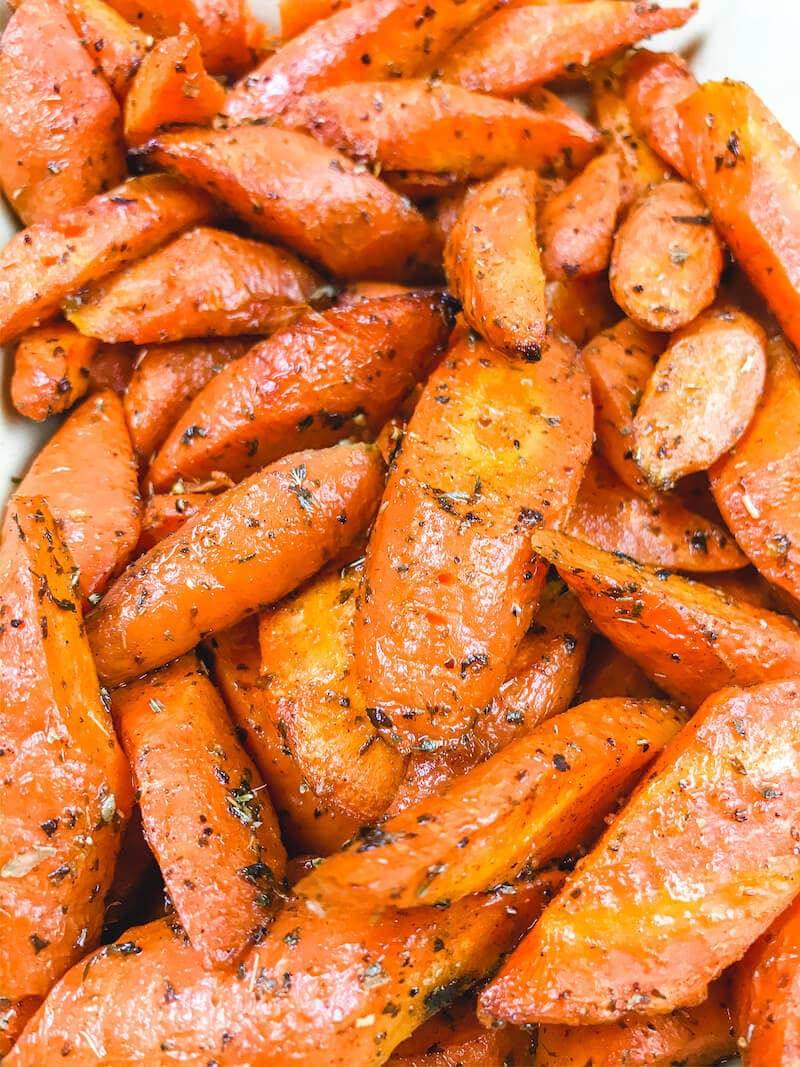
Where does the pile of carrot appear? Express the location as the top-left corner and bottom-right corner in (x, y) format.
(1, 0), (800, 1063)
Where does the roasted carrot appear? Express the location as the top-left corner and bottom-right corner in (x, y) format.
(87, 443), (384, 686)
(5, 391), (141, 600)
(610, 179), (724, 332)
(355, 330), (592, 749)
(279, 81), (600, 181)
(150, 125), (438, 280)
(11, 323), (99, 421)
(102, 808), (159, 933)
(137, 492), (210, 550)
(481, 679), (800, 1025)
(388, 997), (533, 1067)
(67, 227), (321, 344)
(577, 636), (663, 702)
(545, 274), (618, 347)
(700, 567), (784, 616)
(123, 28), (225, 144)
(64, 0), (154, 99)
(0, 498), (133, 1006)
(678, 80), (800, 352)
(0, 174), (214, 344)
(709, 336), (800, 605)
(149, 291), (453, 489)
(440, 3), (695, 98)
(279, 0), (347, 38)
(85, 343), (135, 396)
(620, 49), (698, 176)
(0, 0), (125, 226)
(633, 306), (767, 489)
(0, 998), (40, 1060)
(444, 169), (545, 358)
(530, 528), (800, 708)
(540, 152), (622, 280)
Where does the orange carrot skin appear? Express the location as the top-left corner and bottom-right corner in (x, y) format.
(633, 306), (767, 489)
(86, 343), (135, 395)
(11, 323), (99, 421)
(279, 0), (348, 38)
(0, 499), (133, 1005)
(482, 679), (800, 1026)
(577, 636), (662, 703)
(63, 0), (153, 99)
(67, 226), (321, 344)
(208, 618), (360, 856)
(388, 997), (533, 1067)
(356, 331), (592, 749)
(678, 81), (800, 352)
(150, 125), (438, 280)
(137, 492), (210, 550)
(0, 997), (41, 1060)
(710, 336), (800, 606)
(445, 168), (545, 358)
(0, 0), (125, 226)
(440, 2), (695, 98)
(112, 653), (286, 968)
(0, 174), (215, 344)
(5, 391), (141, 600)
(621, 49), (698, 176)
(150, 291), (453, 489)
(87, 443), (384, 686)
(8, 877), (561, 1067)
(545, 274), (618, 347)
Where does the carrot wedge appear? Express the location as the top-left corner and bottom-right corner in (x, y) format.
(86, 343), (135, 395)
(633, 306), (767, 489)
(444, 169), (545, 358)
(620, 49), (698, 176)
(0, 174), (215, 344)
(529, 528), (800, 707)
(279, 0), (346, 38)
(149, 291), (453, 489)
(677, 80), (800, 352)
(87, 442), (384, 686)
(439, 2), (696, 98)
(388, 997), (533, 1067)
(0, 498), (133, 1005)
(137, 492), (210, 550)
(545, 274), (618, 347)
(11, 323), (99, 421)
(480, 679), (800, 1025)
(64, 0), (154, 99)
(577, 636), (662, 702)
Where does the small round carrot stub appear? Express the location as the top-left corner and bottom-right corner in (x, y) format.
(633, 306), (768, 490)
(610, 179), (724, 332)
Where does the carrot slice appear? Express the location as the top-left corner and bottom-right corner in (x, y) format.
(85, 343), (135, 396)
(440, 2), (695, 98)
(5, 391), (141, 600)
(0, 174), (215, 344)
(11, 323), (99, 421)
(64, 0), (154, 98)
(0, 498), (133, 1004)
(87, 443), (384, 686)
(709, 337), (800, 605)
(481, 679), (800, 1025)
(67, 226), (321, 344)
(620, 49), (698, 176)
(444, 169), (545, 358)
(610, 179), (724, 332)
(633, 306), (767, 489)
(530, 528), (800, 708)
(149, 291), (453, 489)
(388, 997), (533, 1067)
(137, 492), (210, 550)
(0, 0), (125, 225)
(677, 80), (800, 352)
(355, 330), (592, 749)
(545, 274), (618, 347)
(150, 125), (438, 280)
(577, 636), (662, 702)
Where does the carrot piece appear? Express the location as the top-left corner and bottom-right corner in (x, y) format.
(5, 391), (141, 600)
(224, 0), (505, 121)
(540, 152), (622, 280)
(566, 455), (747, 572)
(11, 323), (99, 421)
(149, 291), (453, 489)
(112, 653), (286, 968)
(529, 528), (800, 708)
(279, 0), (348, 38)
(577, 636), (662, 702)
(633, 306), (767, 489)
(535, 978), (735, 1066)
(678, 81), (800, 352)
(279, 81), (601, 181)
(388, 997), (533, 1067)
(700, 567), (785, 616)
(620, 49), (698, 176)
(149, 126), (438, 280)
(86, 343), (135, 396)
(545, 274), (618, 347)
(0, 0), (126, 226)
(355, 330), (592, 749)
(208, 618), (359, 856)
(582, 317), (666, 496)
(710, 337), (800, 605)
(444, 169), (545, 358)
(67, 226), (321, 344)
(440, 2), (695, 98)
(124, 28), (225, 145)
(257, 559), (407, 823)
(8, 876), (561, 1067)
(87, 443), (384, 686)
(0, 997), (41, 1060)
(0, 174), (215, 344)
(481, 679), (800, 1025)
(0, 498), (133, 1004)
(64, 0), (154, 98)
(337, 282), (414, 306)
(137, 492), (210, 550)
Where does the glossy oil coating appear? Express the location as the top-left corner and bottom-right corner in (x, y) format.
(62, 0), (154, 100)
